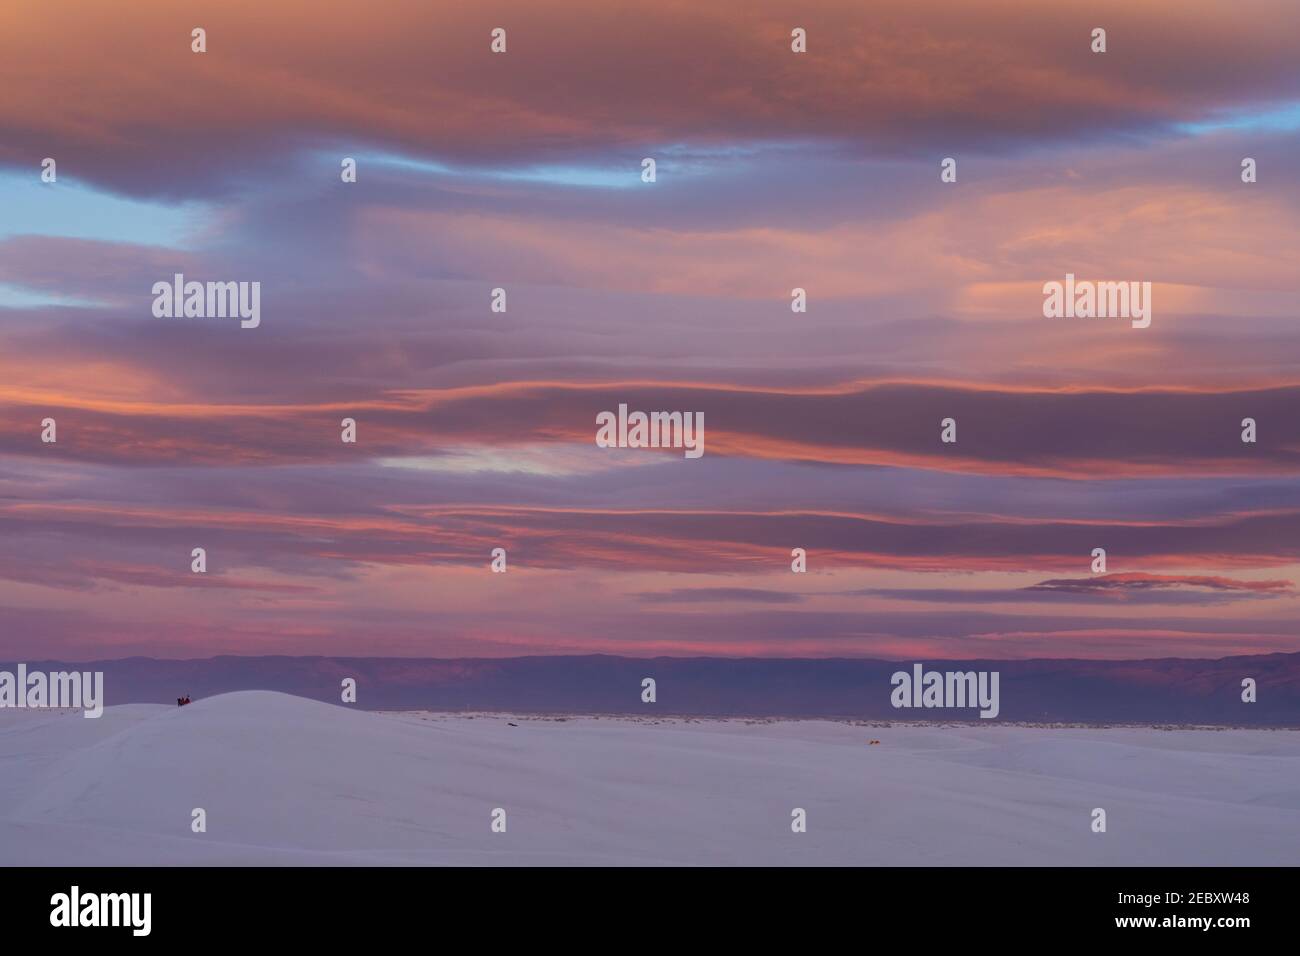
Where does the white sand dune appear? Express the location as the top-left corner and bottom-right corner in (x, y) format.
(1, 691), (1297, 866)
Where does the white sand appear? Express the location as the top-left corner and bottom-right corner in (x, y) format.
(1, 691), (1296, 865)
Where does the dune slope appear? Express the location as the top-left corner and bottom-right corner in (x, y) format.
(1, 691), (1297, 865)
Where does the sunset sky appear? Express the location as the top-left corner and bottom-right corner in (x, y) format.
(2, 0), (1299, 660)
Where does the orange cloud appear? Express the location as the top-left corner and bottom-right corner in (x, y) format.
(4, 0), (1298, 195)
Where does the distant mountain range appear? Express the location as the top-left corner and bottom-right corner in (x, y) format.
(5, 653), (1300, 725)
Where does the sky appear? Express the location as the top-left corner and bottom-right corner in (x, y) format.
(1, 0), (1299, 661)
